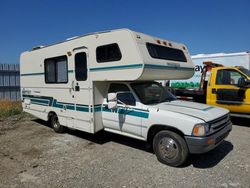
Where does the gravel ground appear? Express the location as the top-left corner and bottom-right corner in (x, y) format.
(0, 114), (249, 188)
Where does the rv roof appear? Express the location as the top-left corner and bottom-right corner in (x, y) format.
(30, 29), (115, 51)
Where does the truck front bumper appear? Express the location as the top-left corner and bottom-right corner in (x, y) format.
(184, 122), (232, 154)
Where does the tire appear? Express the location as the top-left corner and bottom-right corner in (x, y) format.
(50, 114), (65, 133)
(153, 130), (188, 167)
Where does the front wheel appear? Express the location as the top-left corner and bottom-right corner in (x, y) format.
(50, 114), (65, 133)
(153, 130), (188, 167)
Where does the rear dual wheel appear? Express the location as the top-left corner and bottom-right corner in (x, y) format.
(153, 130), (188, 167)
(50, 114), (65, 133)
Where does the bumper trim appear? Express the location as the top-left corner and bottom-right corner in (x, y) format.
(185, 122), (232, 154)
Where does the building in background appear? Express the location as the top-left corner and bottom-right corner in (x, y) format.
(0, 64), (20, 101)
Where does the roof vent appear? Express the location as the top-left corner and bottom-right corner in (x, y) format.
(31, 45), (44, 50)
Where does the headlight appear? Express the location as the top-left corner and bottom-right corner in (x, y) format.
(192, 123), (210, 136)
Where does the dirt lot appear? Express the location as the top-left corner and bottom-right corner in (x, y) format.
(0, 114), (249, 188)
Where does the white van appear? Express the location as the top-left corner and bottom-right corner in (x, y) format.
(20, 29), (232, 166)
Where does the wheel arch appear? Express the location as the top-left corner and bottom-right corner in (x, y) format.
(47, 111), (57, 121)
(147, 124), (185, 144)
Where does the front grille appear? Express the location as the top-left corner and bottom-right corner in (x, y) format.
(209, 113), (231, 133)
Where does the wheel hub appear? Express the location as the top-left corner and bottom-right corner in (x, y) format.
(159, 137), (178, 159)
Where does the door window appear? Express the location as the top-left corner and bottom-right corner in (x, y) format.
(216, 69), (243, 85)
(108, 83), (135, 106)
(75, 52), (87, 81)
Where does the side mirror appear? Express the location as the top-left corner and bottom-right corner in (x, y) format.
(107, 93), (117, 109)
(238, 77), (247, 88)
(108, 101), (117, 109)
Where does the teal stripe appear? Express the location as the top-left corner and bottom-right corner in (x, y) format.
(52, 100), (64, 109)
(21, 64), (193, 76)
(89, 64), (143, 72)
(118, 108), (149, 118)
(76, 106), (89, 112)
(66, 105), (75, 110)
(21, 72), (44, 76)
(23, 94), (149, 118)
(103, 106), (149, 119)
(30, 98), (49, 105)
(31, 101), (49, 106)
(144, 64), (194, 71)
(203, 106), (214, 111)
(21, 70), (74, 76)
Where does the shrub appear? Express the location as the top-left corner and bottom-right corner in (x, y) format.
(0, 101), (22, 119)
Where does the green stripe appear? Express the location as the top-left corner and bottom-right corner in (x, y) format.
(103, 106), (149, 119)
(23, 94), (149, 118)
(21, 64), (193, 76)
(31, 101), (49, 106)
(144, 64), (194, 71)
(30, 98), (50, 105)
(89, 64), (143, 72)
(21, 72), (44, 76)
(21, 70), (74, 76)
(76, 106), (89, 112)
(52, 100), (64, 109)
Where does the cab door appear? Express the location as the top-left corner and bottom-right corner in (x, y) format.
(208, 68), (249, 113)
(102, 83), (143, 136)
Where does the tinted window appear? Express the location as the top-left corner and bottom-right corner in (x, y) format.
(75, 52), (87, 81)
(108, 83), (135, 105)
(131, 82), (176, 104)
(96, 43), (122, 63)
(146, 43), (187, 62)
(239, 67), (250, 77)
(45, 56), (68, 83)
(216, 69), (243, 85)
(117, 92), (136, 106)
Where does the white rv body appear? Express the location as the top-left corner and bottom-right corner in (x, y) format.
(20, 29), (231, 166)
(20, 29), (194, 133)
(171, 52), (250, 88)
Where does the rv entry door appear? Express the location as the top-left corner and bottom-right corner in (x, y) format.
(72, 47), (92, 132)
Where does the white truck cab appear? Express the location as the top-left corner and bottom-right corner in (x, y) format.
(20, 29), (232, 166)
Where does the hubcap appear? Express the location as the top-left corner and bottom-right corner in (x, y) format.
(53, 117), (60, 128)
(159, 137), (179, 159)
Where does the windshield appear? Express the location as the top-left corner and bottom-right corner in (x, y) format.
(239, 67), (250, 77)
(131, 82), (176, 105)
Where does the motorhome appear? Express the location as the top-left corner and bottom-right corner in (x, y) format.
(20, 29), (232, 167)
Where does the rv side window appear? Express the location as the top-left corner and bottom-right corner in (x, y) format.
(45, 55), (68, 83)
(146, 43), (187, 62)
(96, 43), (122, 63)
(75, 52), (87, 81)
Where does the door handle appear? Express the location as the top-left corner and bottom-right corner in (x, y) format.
(75, 85), (80, 91)
(212, 88), (217, 94)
